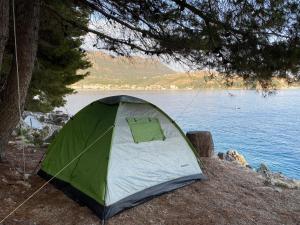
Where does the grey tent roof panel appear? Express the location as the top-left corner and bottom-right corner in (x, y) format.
(99, 95), (148, 105)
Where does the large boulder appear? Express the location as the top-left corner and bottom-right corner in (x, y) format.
(218, 149), (249, 167)
(45, 110), (70, 126)
(257, 163), (300, 189)
(225, 150), (248, 166)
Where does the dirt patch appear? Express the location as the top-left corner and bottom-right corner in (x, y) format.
(0, 143), (299, 225)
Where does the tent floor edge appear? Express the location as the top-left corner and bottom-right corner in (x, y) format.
(38, 170), (207, 220)
(37, 169), (106, 220)
(105, 173), (206, 218)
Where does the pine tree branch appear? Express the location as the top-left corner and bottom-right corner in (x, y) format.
(43, 2), (164, 55)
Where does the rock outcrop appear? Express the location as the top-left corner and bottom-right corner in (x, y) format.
(257, 163), (300, 189)
(12, 110), (70, 147)
(218, 151), (299, 190)
(218, 149), (249, 167)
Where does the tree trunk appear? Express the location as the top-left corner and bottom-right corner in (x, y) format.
(0, 0), (40, 159)
(186, 131), (214, 157)
(0, 0), (9, 70)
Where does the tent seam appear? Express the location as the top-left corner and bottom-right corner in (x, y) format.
(103, 102), (121, 208)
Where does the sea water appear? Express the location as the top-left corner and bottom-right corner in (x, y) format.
(61, 89), (300, 179)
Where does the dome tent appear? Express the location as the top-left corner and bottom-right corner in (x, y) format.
(38, 95), (206, 220)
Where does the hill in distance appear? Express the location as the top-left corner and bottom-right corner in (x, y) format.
(73, 51), (294, 90)
(82, 51), (175, 79)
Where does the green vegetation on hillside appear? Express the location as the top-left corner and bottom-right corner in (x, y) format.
(82, 51), (175, 80)
(73, 52), (298, 90)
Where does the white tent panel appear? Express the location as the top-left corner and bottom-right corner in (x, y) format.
(105, 103), (202, 205)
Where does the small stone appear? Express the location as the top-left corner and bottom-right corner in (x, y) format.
(257, 163), (270, 174)
(246, 164), (252, 169)
(4, 197), (16, 204)
(274, 187), (283, 193)
(273, 179), (292, 188)
(16, 180), (31, 188)
(24, 173), (31, 180)
(1, 177), (8, 183)
(272, 178), (300, 189)
(217, 152), (225, 160)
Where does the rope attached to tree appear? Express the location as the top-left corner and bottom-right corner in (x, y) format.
(12, 0), (27, 179)
(0, 125), (114, 224)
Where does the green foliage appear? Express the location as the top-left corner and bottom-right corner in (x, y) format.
(80, 0), (300, 87)
(25, 0), (91, 112)
(31, 131), (44, 147)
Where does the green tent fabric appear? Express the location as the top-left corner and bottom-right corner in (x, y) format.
(38, 95), (206, 220)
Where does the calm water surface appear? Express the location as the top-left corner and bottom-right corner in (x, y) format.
(61, 89), (300, 179)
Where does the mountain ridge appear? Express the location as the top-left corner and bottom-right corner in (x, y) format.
(73, 51), (296, 90)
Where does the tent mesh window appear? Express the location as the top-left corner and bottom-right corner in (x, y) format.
(126, 117), (166, 143)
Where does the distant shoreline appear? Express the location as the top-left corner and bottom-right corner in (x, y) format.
(75, 51), (300, 92)
(71, 86), (300, 91)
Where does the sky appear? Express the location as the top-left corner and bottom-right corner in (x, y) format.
(81, 18), (188, 72)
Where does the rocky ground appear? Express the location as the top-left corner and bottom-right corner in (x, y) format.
(13, 111), (70, 147)
(0, 141), (299, 225)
